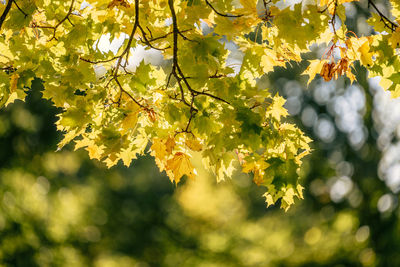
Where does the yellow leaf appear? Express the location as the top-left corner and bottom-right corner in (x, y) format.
(242, 158), (269, 185)
(4, 92), (18, 107)
(150, 138), (167, 160)
(185, 138), (202, 152)
(132, 132), (148, 154)
(166, 152), (196, 184)
(104, 153), (119, 168)
(107, 0), (130, 9)
(0, 42), (13, 64)
(282, 187), (296, 212)
(263, 192), (274, 207)
(165, 136), (175, 154)
(266, 95), (289, 120)
(256, 159), (270, 170)
(121, 105), (140, 134)
(389, 28), (400, 49)
(294, 143), (311, 164)
(87, 144), (104, 160)
(297, 184), (304, 199)
(346, 68), (356, 83)
(261, 52), (281, 73)
(302, 59), (327, 86)
(241, 160), (255, 173)
(253, 170), (264, 185)
(320, 0), (358, 14)
(155, 157), (167, 173)
(119, 147), (138, 167)
(57, 129), (83, 151)
(379, 77), (392, 91)
(74, 138), (92, 150)
(240, 0), (257, 10)
(10, 73), (19, 92)
(358, 39), (373, 67)
(202, 19), (213, 28)
(315, 28), (334, 45)
(391, 85), (400, 98)
(238, 0), (258, 18)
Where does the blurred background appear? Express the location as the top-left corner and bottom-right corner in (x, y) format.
(1, 1), (400, 267)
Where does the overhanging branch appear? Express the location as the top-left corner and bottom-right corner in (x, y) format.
(368, 0), (398, 32)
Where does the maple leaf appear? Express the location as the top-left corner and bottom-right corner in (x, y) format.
(107, 0), (130, 9)
(253, 170), (264, 186)
(120, 100), (140, 133)
(165, 137), (175, 155)
(358, 39), (374, 67)
(281, 187), (296, 212)
(87, 144), (105, 160)
(10, 73), (19, 92)
(263, 192), (274, 208)
(57, 129), (84, 151)
(320, 62), (335, 81)
(4, 0), (387, 210)
(241, 160), (255, 173)
(119, 146), (138, 167)
(150, 138), (167, 160)
(389, 28), (400, 49)
(166, 152), (196, 184)
(121, 111), (139, 134)
(266, 95), (289, 120)
(297, 184), (305, 199)
(320, 0), (359, 14)
(185, 138), (203, 152)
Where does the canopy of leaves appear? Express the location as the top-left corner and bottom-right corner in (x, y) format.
(0, 75), (399, 267)
(0, 0), (399, 209)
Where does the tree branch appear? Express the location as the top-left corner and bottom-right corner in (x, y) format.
(368, 0), (398, 32)
(0, 0), (13, 31)
(33, 0), (76, 40)
(111, 0), (148, 109)
(204, 0), (242, 18)
(80, 56), (120, 64)
(168, 0), (231, 133)
(168, 0), (230, 106)
(13, 0), (27, 18)
(137, 24), (171, 50)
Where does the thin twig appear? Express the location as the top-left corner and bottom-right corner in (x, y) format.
(185, 94), (197, 132)
(33, 0), (76, 40)
(205, 0), (242, 18)
(368, 0), (398, 32)
(80, 56), (120, 64)
(111, 0), (148, 109)
(13, 0), (27, 17)
(169, 0), (230, 105)
(138, 24), (171, 50)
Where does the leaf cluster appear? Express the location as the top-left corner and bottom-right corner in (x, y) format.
(0, 0), (398, 209)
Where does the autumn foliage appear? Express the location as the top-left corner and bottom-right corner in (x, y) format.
(0, 0), (399, 210)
